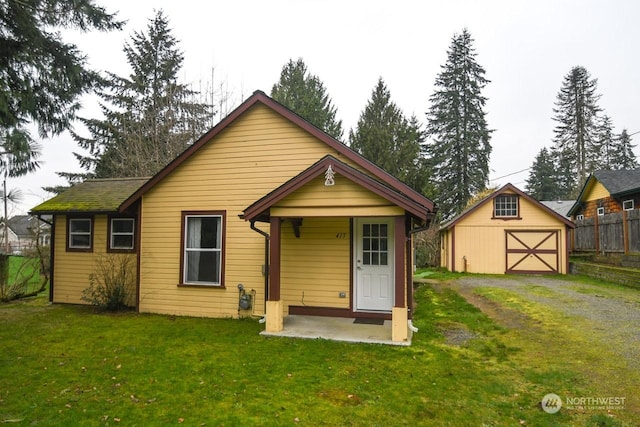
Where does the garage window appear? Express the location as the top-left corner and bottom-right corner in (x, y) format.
(494, 195), (519, 218)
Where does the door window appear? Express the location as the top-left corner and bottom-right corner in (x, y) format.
(362, 223), (388, 266)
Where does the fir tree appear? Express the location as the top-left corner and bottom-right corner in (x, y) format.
(525, 147), (562, 200)
(610, 129), (638, 170)
(68, 10), (212, 179)
(551, 66), (602, 195)
(0, 0), (122, 139)
(271, 58), (343, 140)
(349, 78), (429, 193)
(596, 114), (616, 170)
(425, 29), (492, 219)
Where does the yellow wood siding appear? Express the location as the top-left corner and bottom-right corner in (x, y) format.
(281, 217), (351, 310)
(442, 191), (569, 274)
(138, 104), (366, 317)
(272, 174), (404, 217)
(584, 181), (610, 201)
(53, 215), (137, 305)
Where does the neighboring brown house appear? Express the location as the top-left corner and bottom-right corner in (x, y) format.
(568, 169), (640, 219)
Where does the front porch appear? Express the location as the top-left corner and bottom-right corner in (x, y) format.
(260, 314), (412, 346)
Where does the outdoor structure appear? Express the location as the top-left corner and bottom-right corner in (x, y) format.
(568, 169), (640, 255)
(1, 215), (51, 254)
(567, 169), (640, 219)
(440, 183), (575, 275)
(31, 91), (436, 344)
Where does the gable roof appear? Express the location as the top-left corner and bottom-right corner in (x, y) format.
(593, 169), (640, 196)
(442, 183), (575, 230)
(567, 168), (640, 216)
(243, 155), (433, 222)
(30, 177), (149, 214)
(120, 90), (435, 214)
(6, 215), (34, 237)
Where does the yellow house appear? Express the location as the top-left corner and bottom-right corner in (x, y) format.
(440, 183), (575, 274)
(31, 91), (435, 344)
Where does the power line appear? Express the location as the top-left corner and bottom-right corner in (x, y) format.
(490, 167), (531, 181)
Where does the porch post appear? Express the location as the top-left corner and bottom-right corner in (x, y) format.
(392, 215), (409, 342)
(266, 217), (283, 332)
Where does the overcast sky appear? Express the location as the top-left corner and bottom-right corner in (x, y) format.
(15, 0), (640, 215)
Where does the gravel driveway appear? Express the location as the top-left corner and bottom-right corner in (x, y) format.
(448, 275), (640, 370)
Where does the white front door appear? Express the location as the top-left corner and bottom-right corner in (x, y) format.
(354, 218), (394, 312)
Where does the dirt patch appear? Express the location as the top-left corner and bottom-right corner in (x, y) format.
(436, 281), (531, 330)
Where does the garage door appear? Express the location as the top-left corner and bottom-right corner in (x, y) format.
(505, 230), (559, 274)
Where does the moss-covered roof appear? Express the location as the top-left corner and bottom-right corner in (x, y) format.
(30, 177), (149, 214)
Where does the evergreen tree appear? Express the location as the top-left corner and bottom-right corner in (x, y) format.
(271, 58), (343, 140)
(69, 10), (212, 179)
(551, 66), (602, 195)
(425, 29), (492, 219)
(610, 129), (638, 170)
(525, 147), (562, 200)
(0, 0), (122, 139)
(596, 114), (615, 170)
(349, 78), (429, 193)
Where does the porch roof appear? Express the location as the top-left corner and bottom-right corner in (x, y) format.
(242, 155), (434, 222)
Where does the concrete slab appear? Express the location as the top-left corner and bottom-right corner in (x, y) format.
(260, 315), (412, 346)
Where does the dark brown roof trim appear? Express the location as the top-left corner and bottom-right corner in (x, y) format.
(243, 155), (431, 221)
(119, 90), (434, 213)
(442, 183), (575, 230)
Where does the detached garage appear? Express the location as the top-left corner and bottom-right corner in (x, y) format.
(440, 183), (575, 275)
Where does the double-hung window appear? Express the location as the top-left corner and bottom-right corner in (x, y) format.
(68, 217), (92, 251)
(110, 218), (135, 251)
(494, 195), (519, 218)
(182, 213), (224, 286)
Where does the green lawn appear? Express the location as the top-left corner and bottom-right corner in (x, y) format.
(0, 276), (634, 426)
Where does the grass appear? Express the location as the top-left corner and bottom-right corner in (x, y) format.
(0, 277), (636, 425)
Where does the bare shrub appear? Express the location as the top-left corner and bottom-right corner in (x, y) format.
(415, 225), (441, 268)
(82, 254), (136, 311)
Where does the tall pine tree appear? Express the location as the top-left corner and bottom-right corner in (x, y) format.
(426, 29), (492, 219)
(525, 147), (562, 200)
(349, 78), (429, 194)
(68, 10), (212, 179)
(551, 66), (602, 196)
(271, 58), (343, 141)
(610, 129), (638, 169)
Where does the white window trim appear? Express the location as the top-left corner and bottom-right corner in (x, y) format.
(623, 199), (634, 211)
(69, 218), (92, 249)
(183, 214), (223, 286)
(597, 207), (605, 216)
(110, 218), (135, 250)
(576, 214), (584, 220)
(494, 195), (519, 218)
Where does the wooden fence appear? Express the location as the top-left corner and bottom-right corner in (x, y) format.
(573, 209), (640, 253)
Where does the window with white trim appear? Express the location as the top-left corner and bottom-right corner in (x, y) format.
(494, 195), (518, 218)
(623, 199), (634, 211)
(110, 218), (135, 250)
(597, 207), (605, 216)
(183, 214), (223, 285)
(68, 218), (92, 250)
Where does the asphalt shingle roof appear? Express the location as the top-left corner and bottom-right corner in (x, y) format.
(593, 169), (640, 196)
(30, 177), (149, 214)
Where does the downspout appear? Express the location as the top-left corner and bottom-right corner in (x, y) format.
(250, 220), (269, 323)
